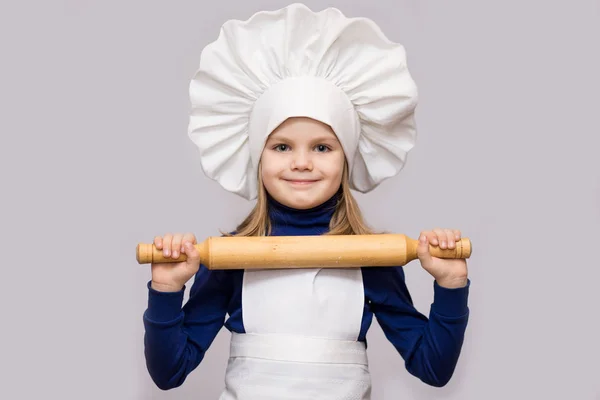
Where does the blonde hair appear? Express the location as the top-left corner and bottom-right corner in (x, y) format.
(221, 160), (378, 237)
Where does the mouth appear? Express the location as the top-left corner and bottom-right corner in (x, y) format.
(283, 179), (320, 185)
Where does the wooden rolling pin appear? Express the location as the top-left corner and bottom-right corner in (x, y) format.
(136, 234), (471, 270)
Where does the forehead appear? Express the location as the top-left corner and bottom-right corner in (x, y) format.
(267, 117), (338, 141)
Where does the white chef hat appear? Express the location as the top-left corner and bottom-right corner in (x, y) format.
(188, 3), (418, 200)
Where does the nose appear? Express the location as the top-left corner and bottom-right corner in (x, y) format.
(291, 149), (313, 171)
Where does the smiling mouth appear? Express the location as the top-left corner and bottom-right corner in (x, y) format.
(284, 179), (319, 185)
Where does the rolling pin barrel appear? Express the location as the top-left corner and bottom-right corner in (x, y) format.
(136, 234), (471, 270)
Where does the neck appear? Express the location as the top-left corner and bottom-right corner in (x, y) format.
(267, 189), (342, 236)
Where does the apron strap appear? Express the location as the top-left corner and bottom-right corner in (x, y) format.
(229, 333), (369, 365)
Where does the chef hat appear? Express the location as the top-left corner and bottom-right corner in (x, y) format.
(188, 3), (418, 200)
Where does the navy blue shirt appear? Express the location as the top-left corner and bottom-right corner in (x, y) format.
(143, 191), (470, 390)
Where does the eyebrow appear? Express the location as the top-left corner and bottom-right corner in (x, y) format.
(267, 134), (338, 143)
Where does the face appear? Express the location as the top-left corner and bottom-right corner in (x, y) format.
(260, 117), (345, 210)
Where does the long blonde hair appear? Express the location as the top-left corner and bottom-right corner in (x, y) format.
(221, 160), (377, 237)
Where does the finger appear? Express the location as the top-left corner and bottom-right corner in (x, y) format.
(162, 233), (173, 257)
(171, 233), (184, 258)
(181, 233), (197, 253)
(423, 230), (438, 246)
(183, 241), (201, 265)
(154, 236), (162, 250)
(433, 228), (447, 249)
(445, 229), (456, 249)
(417, 233), (433, 268)
(453, 229), (461, 240)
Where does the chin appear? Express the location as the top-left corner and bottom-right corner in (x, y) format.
(266, 178), (338, 210)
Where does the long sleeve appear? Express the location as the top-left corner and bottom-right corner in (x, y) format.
(363, 267), (470, 388)
(142, 265), (232, 390)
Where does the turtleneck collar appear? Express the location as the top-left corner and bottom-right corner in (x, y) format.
(267, 187), (342, 236)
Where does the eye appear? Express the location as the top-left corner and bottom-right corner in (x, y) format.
(273, 144), (289, 152)
(315, 144), (331, 152)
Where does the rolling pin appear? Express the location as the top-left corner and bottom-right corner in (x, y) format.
(136, 234), (471, 270)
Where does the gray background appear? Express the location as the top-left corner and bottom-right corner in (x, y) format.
(1, 0), (599, 399)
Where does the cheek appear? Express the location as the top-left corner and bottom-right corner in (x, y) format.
(324, 154), (345, 179)
(260, 155), (281, 183)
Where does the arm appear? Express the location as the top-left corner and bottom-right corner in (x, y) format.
(142, 265), (232, 390)
(363, 267), (470, 387)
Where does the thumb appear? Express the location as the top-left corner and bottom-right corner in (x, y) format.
(417, 234), (433, 270)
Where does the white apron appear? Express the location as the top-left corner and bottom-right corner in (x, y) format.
(219, 267), (371, 400)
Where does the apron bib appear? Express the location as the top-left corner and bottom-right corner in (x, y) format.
(219, 268), (371, 400)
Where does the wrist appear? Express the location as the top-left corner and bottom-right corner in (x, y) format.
(151, 280), (184, 293)
(436, 276), (468, 289)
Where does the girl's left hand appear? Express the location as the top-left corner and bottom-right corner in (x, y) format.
(417, 228), (468, 289)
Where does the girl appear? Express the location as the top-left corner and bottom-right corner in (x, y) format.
(143, 4), (470, 399)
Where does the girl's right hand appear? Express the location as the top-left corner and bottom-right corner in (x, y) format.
(150, 232), (201, 292)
